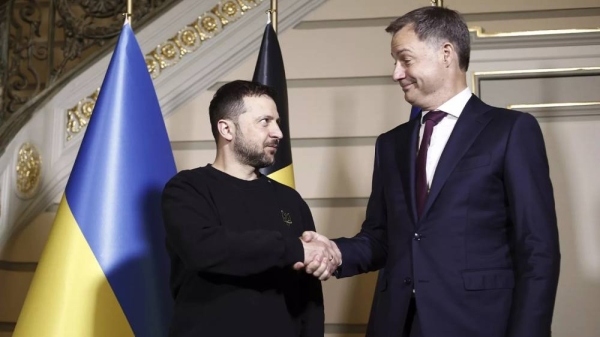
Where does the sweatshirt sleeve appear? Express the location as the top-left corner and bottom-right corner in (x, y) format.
(298, 199), (325, 337)
(161, 172), (304, 277)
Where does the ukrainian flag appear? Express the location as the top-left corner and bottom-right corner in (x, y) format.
(13, 20), (175, 337)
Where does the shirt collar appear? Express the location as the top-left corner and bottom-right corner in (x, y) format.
(421, 87), (472, 124)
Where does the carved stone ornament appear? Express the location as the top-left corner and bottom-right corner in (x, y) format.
(15, 142), (42, 199)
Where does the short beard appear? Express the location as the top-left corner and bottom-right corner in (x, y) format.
(232, 129), (276, 169)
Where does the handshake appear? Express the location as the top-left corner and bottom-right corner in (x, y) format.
(293, 231), (342, 281)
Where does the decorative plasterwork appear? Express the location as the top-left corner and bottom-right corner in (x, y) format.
(15, 143), (42, 199)
(65, 0), (262, 141)
(66, 89), (100, 141)
(146, 0), (261, 79)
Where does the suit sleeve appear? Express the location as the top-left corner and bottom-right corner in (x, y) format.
(504, 113), (561, 337)
(333, 136), (389, 277)
(161, 172), (304, 277)
(298, 199), (325, 337)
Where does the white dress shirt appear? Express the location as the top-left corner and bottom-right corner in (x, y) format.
(418, 88), (472, 189)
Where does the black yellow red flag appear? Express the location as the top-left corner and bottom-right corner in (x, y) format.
(252, 22), (295, 189)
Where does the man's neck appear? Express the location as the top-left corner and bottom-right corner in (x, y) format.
(423, 76), (468, 111)
(212, 153), (260, 181)
(423, 85), (467, 111)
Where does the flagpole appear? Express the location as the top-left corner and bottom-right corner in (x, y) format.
(431, 0), (443, 6)
(270, 0), (278, 33)
(125, 0), (133, 22)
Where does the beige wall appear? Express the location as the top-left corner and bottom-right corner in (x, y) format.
(1, 0), (600, 336)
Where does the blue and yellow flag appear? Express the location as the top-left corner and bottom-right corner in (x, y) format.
(14, 20), (175, 337)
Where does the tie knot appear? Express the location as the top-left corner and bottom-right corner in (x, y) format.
(423, 110), (447, 126)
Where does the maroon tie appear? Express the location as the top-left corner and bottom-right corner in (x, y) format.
(416, 110), (447, 218)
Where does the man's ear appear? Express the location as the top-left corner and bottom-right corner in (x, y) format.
(217, 119), (235, 141)
(441, 41), (455, 68)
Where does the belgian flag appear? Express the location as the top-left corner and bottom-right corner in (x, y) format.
(252, 22), (295, 189)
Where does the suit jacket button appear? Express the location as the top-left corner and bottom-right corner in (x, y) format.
(404, 277), (412, 285)
(413, 233), (422, 241)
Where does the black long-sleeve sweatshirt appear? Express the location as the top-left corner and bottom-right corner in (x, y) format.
(161, 165), (324, 337)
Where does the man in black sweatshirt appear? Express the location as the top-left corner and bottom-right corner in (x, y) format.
(161, 80), (340, 337)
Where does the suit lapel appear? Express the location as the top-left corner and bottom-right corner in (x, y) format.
(421, 95), (494, 218)
(397, 116), (421, 225)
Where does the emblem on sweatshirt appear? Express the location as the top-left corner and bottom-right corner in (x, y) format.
(281, 210), (292, 226)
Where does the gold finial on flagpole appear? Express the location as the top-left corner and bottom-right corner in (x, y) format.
(270, 0), (278, 33)
(431, 0), (443, 7)
(124, 0), (133, 22)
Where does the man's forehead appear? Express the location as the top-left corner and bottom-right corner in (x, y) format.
(391, 29), (429, 53)
(391, 26), (417, 42)
(243, 95), (275, 105)
(243, 96), (278, 116)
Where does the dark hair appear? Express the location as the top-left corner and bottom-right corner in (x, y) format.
(385, 6), (471, 71)
(208, 80), (275, 141)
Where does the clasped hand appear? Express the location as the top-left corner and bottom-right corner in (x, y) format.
(293, 231), (341, 281)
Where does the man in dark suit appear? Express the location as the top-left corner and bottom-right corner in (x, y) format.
(300, 6), (561, 337)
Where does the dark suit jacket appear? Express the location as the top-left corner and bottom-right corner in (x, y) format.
(334, 95), (561, 337)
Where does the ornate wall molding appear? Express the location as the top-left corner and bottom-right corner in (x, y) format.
(66, 0), (263, 141)
(472, 67), (600, 120)
(470, 26), (600, 38)
(0, 0), (181, 154)
(146, 0), (261, 79)
(14, 142), (41, 199)
(469, 27), (600, 49)
(296, 19), (600, 49)
(507, 102), (600, 118)
(65, 89), (99, 141)
(1, 0), (179, 113)
(472, 67), (600, 96)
